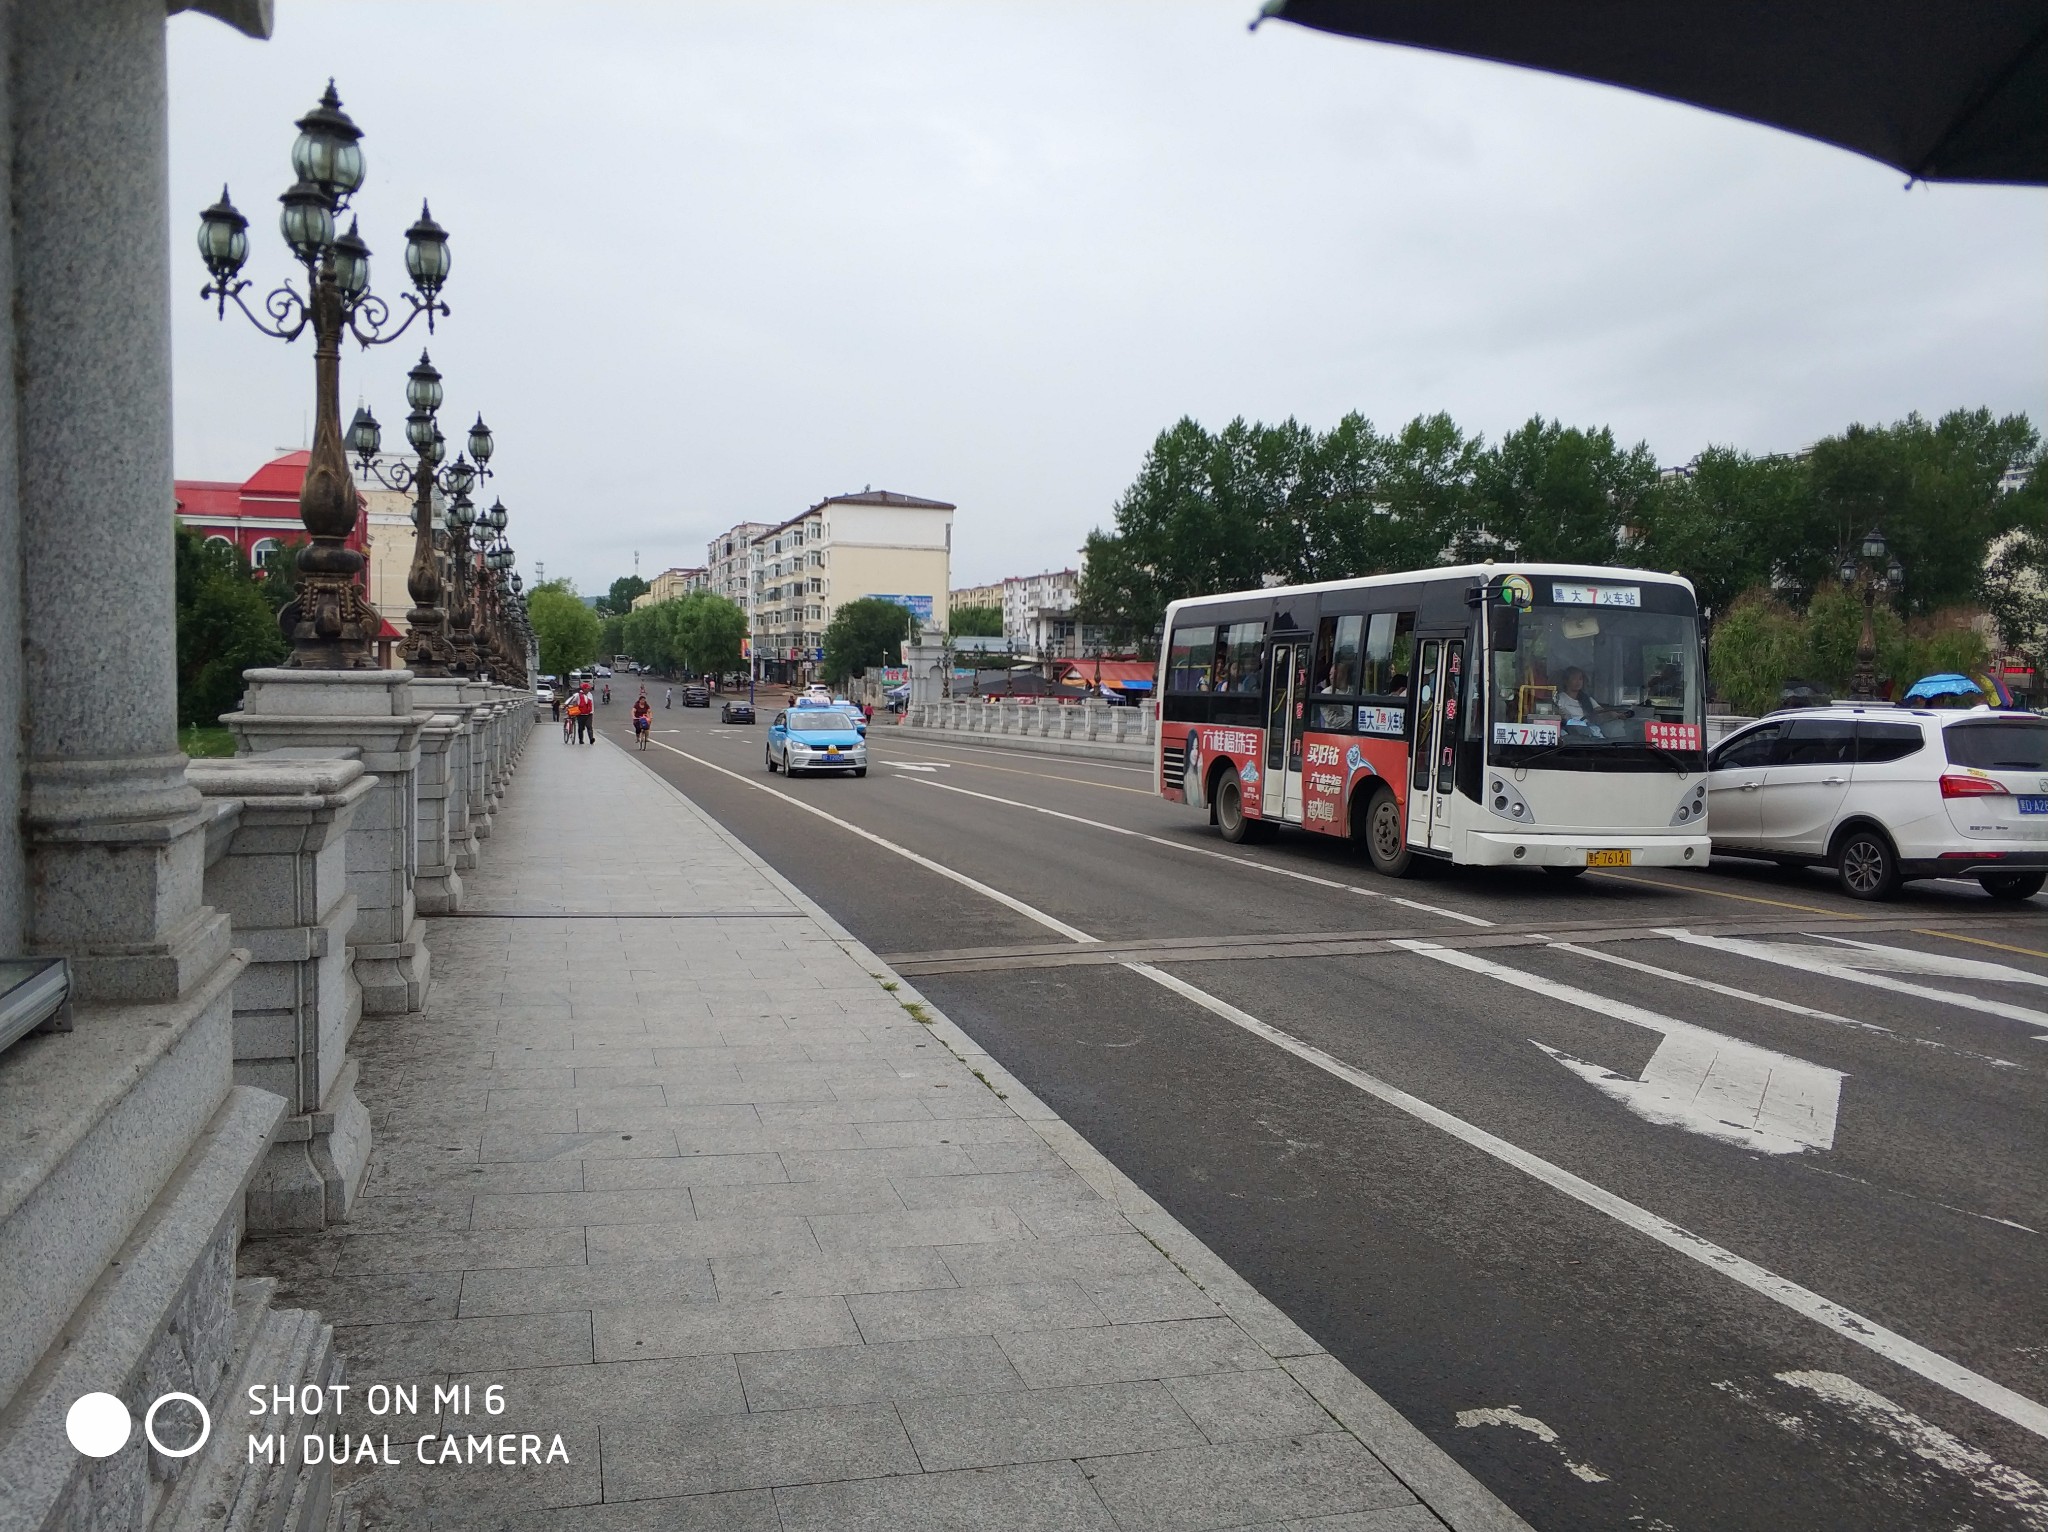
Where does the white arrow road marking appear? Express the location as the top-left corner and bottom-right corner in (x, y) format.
(626, 735), (2048, 1444)
(1664, 930), (2048, 1041)
(1393, 940), (1843, 1154)
(1454, 1405), (1611, 1483)
(887, 762), (954, 772)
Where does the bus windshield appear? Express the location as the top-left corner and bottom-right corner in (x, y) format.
(1490, 604), (1703, 763)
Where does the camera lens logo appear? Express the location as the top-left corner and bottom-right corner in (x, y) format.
(66, 1392), (211, 1459)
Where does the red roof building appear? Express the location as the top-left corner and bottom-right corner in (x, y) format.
(174, 450), (370, 569)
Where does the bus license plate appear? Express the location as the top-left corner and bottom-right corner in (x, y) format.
(1587, 850), (1632, 867)
(2020, 797), (2048, 815)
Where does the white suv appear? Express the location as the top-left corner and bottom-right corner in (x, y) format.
(1706, 704), (2048, 901)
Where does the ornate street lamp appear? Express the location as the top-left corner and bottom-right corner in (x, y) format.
(197, 81), (452, 668)
(351, 351), (494, 676)
(1837, 526), (1906, 702)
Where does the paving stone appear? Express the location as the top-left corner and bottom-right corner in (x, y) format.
(333, 1310), (594, 1375)
(471, 1188), (700, 1229)
(1165, 1371), (1340, 1445)
(810, 1205), (1027, 1251)
(339, 1192), (477, 1235)
(778, 1145), (976, 1181)
(891, 1169), (1102, 1211)
(773, 1459), (1118, 1532)
(1229, 1510), (1448, 1531)
(331, 1422), (602, 1524)
(1019, 1201), (1141, 1239)
(936, 1234), (1164, 1289)
(849, 1280), (1108, 1344)
(739, 1335), (1025, 1412)
(899, 1378), (1206, 1472)
(444, 1355), (746, 1430)
(478, 1128), (681, 1162)
(1083, 1267), (1224, 1324)
(997, 1318), (1274, 1389)
(595, 1294), (859, 1362)
(287, 1270), (462, 1327)
(463, 1489), (781, 1531)
(585, 1214), (819, 1265)
(690, 1176), (906, 1220)
(601, 1401), (919, 1501)
(368, 1154), (586, 1198)
(459, 1257), (717, 1317)
(580, 1153), (788, 1191)
(854, 1117), (1042, 1148)
(335, 1228), (588, 1277)
(1080, 1434), (1414, 1532)
(240, 1232), (344, 1283)
(710, 1246), (958, 1303)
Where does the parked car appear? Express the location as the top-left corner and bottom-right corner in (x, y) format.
(720, 699), (755, 724)
(1705, 704), (2048, 901)
(765, 709), (867, 777)
(681, 684), (711, 707)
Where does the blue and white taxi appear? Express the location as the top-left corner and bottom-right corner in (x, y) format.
(766, 708), (868, 778)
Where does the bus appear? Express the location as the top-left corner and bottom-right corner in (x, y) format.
(1156, 563), (1708, 877)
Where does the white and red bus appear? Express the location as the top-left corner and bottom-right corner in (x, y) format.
(1155, 564), (1709, 876)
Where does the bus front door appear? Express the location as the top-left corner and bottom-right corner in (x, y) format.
(1405, 638), (1462, 852)
(1265, 639), (1307, 823)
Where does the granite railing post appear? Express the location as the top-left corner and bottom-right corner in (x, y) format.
(189, 757), (375, 1231)
(411, 711), (463, 914)
(226, 671), (430, 1016)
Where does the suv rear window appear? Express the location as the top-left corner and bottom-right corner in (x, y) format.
(1944, 718), (2048, 771)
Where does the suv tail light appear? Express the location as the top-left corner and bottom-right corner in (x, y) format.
(1940, 773), (2009, 799)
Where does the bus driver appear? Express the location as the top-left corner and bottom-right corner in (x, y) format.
(1554, 667), (1621, 734)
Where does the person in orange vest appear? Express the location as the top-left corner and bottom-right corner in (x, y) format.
(577, 684), (597, 744)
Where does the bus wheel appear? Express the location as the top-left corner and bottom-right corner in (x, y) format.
(1543, 865), (1588, 879)
(1215, 768), (1252, 844)
(1359, 787), (1411, 877)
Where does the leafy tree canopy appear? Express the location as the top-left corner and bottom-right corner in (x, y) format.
(174, 525), (287, 728)
(949, 604), (1003, 638)
(822, 598), (914, 683)
(598, 574), (650, 615)
(529, 583), (602, 677)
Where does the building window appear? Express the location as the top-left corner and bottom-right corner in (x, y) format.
(250, 536), (282, 569)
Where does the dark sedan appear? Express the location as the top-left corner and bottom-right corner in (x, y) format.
(681, 684), (711, 708)
(720, 699), (755, 724)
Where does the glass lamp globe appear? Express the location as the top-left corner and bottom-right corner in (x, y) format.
(405, 351), (443, 414)
(197, 186), (249, 281)
(332, 218), (371, 298)
(1859, 528), (1888, 561)
(291, 81), (366, 207)
(347, 405), (381, 461)
(405, 410), (436, 455)
(467, 414), (493, 466)
(277, 180), (334, 264)
(404, 201), (451, 299)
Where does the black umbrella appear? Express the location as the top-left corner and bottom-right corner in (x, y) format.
(1256, 1), (2048, 186)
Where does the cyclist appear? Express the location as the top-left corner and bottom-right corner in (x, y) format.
(632, 689), (652, 749)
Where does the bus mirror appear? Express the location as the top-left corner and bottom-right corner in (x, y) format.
(1491, 606), (1520, 652)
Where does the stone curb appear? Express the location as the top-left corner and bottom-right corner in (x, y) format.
(606, 735), (1534, 1532)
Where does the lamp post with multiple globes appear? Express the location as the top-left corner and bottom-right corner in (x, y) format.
(196, 81), (452, 669)
(1837, 527), (1906, 702)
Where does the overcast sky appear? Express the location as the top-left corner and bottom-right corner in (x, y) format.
(168, 2), (2046, 594)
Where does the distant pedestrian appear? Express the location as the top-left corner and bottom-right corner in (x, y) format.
(664, 687), (672, 709)
(573, 684), (596, 744)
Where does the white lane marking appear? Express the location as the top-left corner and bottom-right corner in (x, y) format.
(1393, 940), (1842, 1154)
(903, 774), (1497, 925)
(1815, 933), (2048, 990)
(887, 762), (954, 773)
(1665, 930), (2048, 1039)
(643, 740), (1098, 945)
(637, 735), (2048, 1443)
(1130, 961), (2048, 1443)
(1453, 1405), (1611, 1483)
(1554, 939), (2022, 1070)
(1772, 1372), (2048, 1527)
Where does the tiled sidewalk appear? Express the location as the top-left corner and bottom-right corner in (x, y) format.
(245, 732), (1529, 1532)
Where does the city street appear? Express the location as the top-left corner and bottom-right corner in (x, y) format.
(601, 701), (2048, 1532)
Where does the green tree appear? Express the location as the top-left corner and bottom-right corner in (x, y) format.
(174, 526), (287, 727)
(620, 600), (677, 674)
(949, 604), (1003, 638)
(672, 591), (748, 677)
(1634, 448), (1812, 627)
(1461, 417), (1658, 566)
(822, 597), (913, 683)
(529, 580), (602, 676)
(596, 574), (650, 616)
(1706, 589), (1807, 715)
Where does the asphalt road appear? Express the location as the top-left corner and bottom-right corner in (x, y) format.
(589, 699), (2048, 1531)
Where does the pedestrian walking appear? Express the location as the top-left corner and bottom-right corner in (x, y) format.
(576, 684), (596, 744)
(664, 687), (672, 709)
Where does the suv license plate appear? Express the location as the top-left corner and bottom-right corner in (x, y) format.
(2020, 797), (2048, 815)
(1587, 849), (1632, 867)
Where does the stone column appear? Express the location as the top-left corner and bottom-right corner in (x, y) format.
(0, 5), (341, 1529)
(189, 756), (375, 1231)
(227, 671), (429, 1015)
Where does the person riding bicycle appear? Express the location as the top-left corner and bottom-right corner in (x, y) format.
(632, 690), (652, 748)
(601, 682), (611, 706)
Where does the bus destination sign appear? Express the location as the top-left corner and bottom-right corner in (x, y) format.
(1552, 583), (1640, 608)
